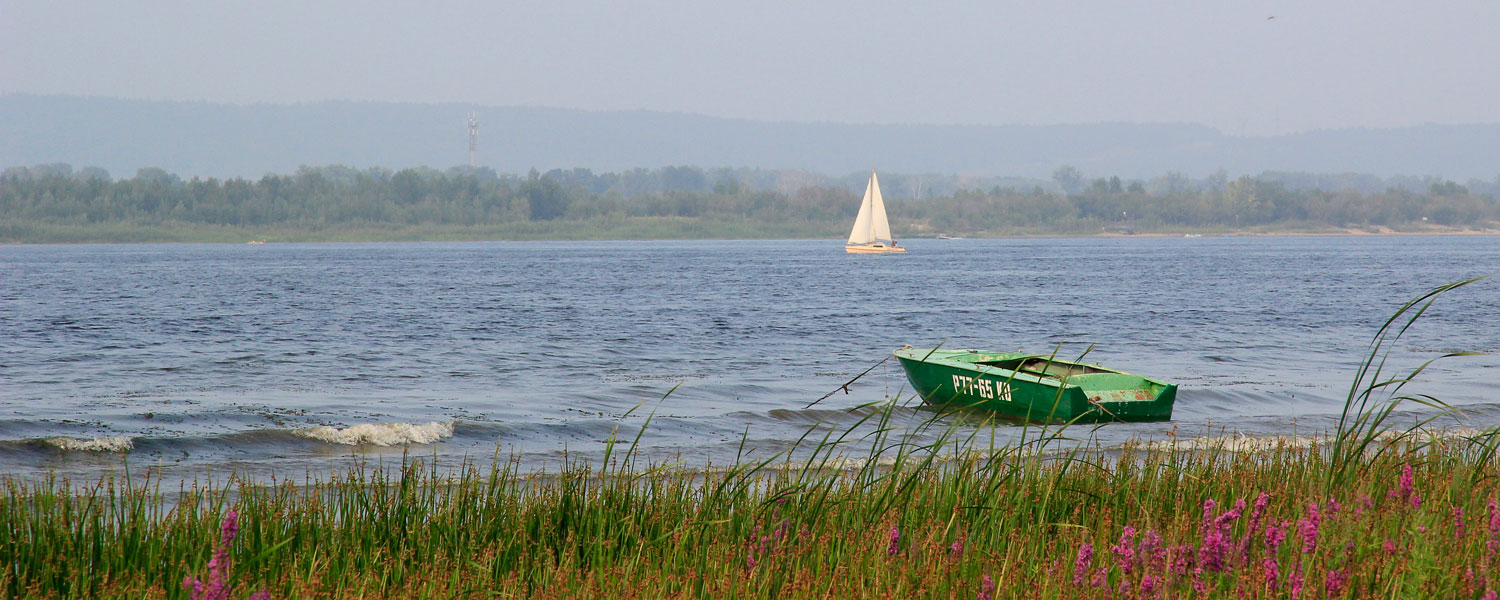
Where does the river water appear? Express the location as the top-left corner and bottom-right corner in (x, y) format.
(2, 236), (1497, 483)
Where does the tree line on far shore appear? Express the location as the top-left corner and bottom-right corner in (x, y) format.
(2, 163), (1497, 240)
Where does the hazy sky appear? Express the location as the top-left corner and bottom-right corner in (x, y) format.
(4, 1), (1497, 135)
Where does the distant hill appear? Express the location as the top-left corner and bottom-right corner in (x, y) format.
(3, 94), (1498, 181)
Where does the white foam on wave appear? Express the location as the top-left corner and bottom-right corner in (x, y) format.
(1141, 434), (1317, 453)
(1139, 428), (1487, 453)
(296, 421), (456, 446)
(45, 436), (136, 452)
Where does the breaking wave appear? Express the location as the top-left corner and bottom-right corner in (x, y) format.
(295, 421), (456, 446)
(1138, 428), (1485, 453)
(44, 436), (136, 452)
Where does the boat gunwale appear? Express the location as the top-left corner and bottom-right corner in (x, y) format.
(893, 348), (1168, 390)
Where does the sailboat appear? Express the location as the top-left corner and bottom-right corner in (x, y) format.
(845, 171), (906, 253)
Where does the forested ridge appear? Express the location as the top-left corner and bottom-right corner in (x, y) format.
(2, 163), (1497, 243)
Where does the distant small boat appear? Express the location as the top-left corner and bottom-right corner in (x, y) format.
(1183, 234), (1202, 238)
(845, 171), (906, 253)
(895, 347), (1177, 423)
(937, 234), (964, 240)
(247, 240), (266, 244)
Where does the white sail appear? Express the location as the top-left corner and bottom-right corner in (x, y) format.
(845, 170), (902, 252)
(847, 174), (877, 245)
(869, 171), (892, 242)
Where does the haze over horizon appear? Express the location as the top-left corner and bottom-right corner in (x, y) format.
(4, 1), (1498, 136)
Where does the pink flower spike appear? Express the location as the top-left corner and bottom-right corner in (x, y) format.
(1297, 503), (1321, 554)
(1265, 522), (1287, 553)
(887, 526), (900, 556)
(1394, 463), (1417, 507)
(220, 509), (239, 545)
(1489, 499), (1500, 536)
(1261, 558), (1280, 589)
(1073, 541), (1094, 586)
(979, 575), (995, 600)
(1324, 569), (1347, 596)
(1140, 529), (1166, 573)
(1140, 574), (1162, 599)
(1112, 526), (1138, 574)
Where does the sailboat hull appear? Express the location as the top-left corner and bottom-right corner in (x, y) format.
(845, 243), (906, 253)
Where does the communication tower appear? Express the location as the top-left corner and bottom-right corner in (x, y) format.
(467, 112), (479, 167)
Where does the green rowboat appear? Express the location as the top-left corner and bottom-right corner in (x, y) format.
(894, 347), (1177, 423)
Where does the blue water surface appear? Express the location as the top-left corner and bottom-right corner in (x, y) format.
(2, 236), (1497, 482)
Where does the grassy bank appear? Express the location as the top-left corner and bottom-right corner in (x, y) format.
(6, 425), (1500, 599)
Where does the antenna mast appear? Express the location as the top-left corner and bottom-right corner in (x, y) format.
(467, 112), (478, 167)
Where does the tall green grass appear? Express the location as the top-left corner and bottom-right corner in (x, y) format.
(0, 277), (1492, 599)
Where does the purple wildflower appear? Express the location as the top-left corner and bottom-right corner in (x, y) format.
(220, 510), (239, 545)
(1201, 498), (1217, 532)
(182, 510), (260, 600)
(1456, 507), (1468, 539)
(978, 575), (995, 600)
(1216, 498), (1246, 527)
(1484, 589), (1498, 600)
(1326, 497), (1341, 517)
(1265, 522), (1287, 553)
(887, 526), (900, 556)
(1289, 564), (1304, 599)
(1171, 544), (1195, 577)
(1298, 503), (1321, 554)
(1243, 492), (1271, 559)
(1112, 526), (1137, 574)
(1140, 529), (1167, 573)
(950, 538), (964, 559)
(1383, 539), (1397, 555)
(1140, 574), (1162, 599)
(1261, 558), (1280, 589)
(1325, 569), (1347, 596)
(1073, 541), (1094, 586)
(1490, 499), (1500, 536)
(1393, 463), (1421, 508)
(1201, 499), (1243, 572)
(1200, 527), (1229, 572)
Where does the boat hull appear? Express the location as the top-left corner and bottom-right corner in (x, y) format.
(845, 243), (906, 253)
(894, 348), (1176, 423)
